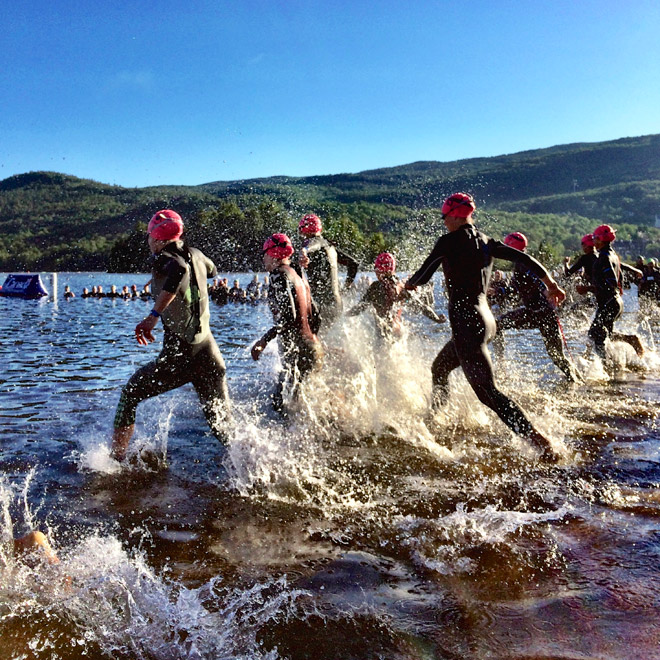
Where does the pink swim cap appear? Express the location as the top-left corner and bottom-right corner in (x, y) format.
(148, 209), (184, 241)
(298, 213), (323, 236)
(593, 224), (616, 242)
(441, 192), (476, 218)
(374, 252), (396, 274)
(581, 233), (595, 248)
(503, 232), (528, 250)
(263, 233), (294, 260)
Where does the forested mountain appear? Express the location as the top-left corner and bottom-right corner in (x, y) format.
(2, 134), (660, 272)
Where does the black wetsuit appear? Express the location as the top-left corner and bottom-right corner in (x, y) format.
(302, 235), (359, 327)
(263, 264), (322, 413)
(564, 252), (597, 285)
(407, 223), (551, 439)
(638, 265), (660, 310)
(114, 241), (230, 440)
(494, 262), (578, 381)
(588, 243), (623, 358)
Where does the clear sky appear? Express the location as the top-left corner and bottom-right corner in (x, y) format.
(2, 0), (659, 188)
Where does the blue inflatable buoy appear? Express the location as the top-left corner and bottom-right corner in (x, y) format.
(0, 274), (49, 299)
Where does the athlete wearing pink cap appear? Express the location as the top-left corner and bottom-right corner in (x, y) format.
(405, 193), (565, 462)
(494, 233), (580, 383)
(564, 233), (598, 288)
(147, 209), (184, 241)
(297, 212), (359, 329)
(252, 233), (322, 415)
(111, 210), (231, 461)
(576, 225), (644, 360)
(347, 252), (445, 336)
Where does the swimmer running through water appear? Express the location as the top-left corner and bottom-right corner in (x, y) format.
(297, 213), (360, 331)
(111, 210), (231, 461)
(252, 233), (323, 416)
(405, 193), (565, 462)
(347, 251), (446, 337)
(578, 224), (644, 360)
(493, 231), (581, 383)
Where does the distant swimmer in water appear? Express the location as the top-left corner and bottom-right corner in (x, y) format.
(63, 285), (75, 299)
(252, 233), (322, 417)
(405, 193), (566, 462)
(347, 251), (446, 337)
(297, 213), (360, 330)
(111, 210), (231, 462)
(578, 224), (644, 360)
(493, 232), (581, 383)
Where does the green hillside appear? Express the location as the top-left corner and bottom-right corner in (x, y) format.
(2, 134), (660, 272)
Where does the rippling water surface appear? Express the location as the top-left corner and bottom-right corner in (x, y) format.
(1, 272), (659, 660)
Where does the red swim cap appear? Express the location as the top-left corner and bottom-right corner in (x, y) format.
(503, 232), (528, 250)
(374, 252), (396, 274)
(263, 233), (294, 260)
(593, 224), (616, 242)
(148, 209), (184, 241)
(581, 233), (595, 248)
(298, 213), (322, 236)
(441, 192), (476, 218)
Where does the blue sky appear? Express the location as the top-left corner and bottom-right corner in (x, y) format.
(2, 0), (659, 187)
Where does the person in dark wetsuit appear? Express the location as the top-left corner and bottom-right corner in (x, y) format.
(405, 193), (566, 462)
(564, 233), (598, 286)
(578, 224), (644, 360)
(111, 209), (231, 461)
(297, 213), (360, 329)
(637, 258), (660, 314)
(493, 232), (580, 383)
(252, 233), (322, 416)
(347, 252), (446, 337)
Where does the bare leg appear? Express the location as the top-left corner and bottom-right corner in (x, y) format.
(111, 424), (135, 461)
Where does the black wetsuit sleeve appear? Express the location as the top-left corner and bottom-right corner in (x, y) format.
(490, 242), (548, 280)
(565, 254), (586, 276)
(203, 253), (218, 279)
(407, 236), (449, 288)
(336, 247), (360, 287)
(155, 254), (187, 294)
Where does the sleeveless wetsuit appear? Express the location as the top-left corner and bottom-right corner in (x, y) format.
(263, 264), (322, 412)
(494, 262), (578, 381)
(407, 224), (550, 439)
(114, 241), (230, 440)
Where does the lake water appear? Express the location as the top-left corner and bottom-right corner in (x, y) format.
(1, 272), (659, 660)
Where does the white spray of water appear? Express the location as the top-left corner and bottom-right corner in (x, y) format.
(1, 475), (312, 660)
(395, 502), (569, 575)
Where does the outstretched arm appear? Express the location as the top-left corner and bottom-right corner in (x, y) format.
(336, 247), (360, 289)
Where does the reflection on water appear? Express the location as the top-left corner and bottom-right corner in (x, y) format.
(1, 272), (659, 659)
